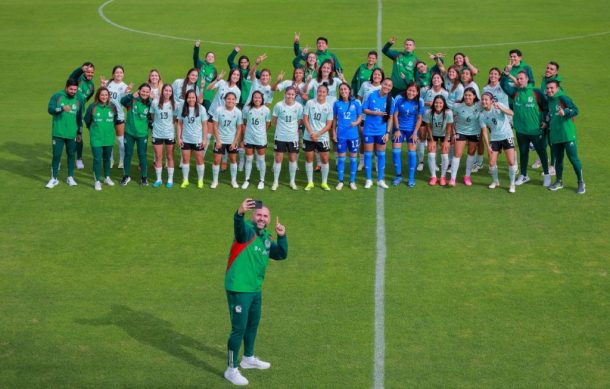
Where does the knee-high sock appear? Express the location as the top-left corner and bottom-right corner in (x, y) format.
(364, 151), (373, 180)
(256, 155), (266, 181)
(273, 162), (281, 183)
(392, 148), (402, 177)
(451, 156), (461, 180)
(408, 150), (417, 182)
(337, 156), (346, 182)
(305, 162), (314, 183)
(230, 163), (237, 182)
(244, 155), (254, 181)
(509, 164), (518, 185)
(349, 156), (357, 183)
(441, 154), (449, 178)
(196, 164), (205, 181)
(428, 152), (437, 177)
(238, 148), (245, 169)
(117, 136), (125, 163)
(465, 155), (475, 177)
(155, 167), (162, 182)
(376, 150), (386, 181)
(212, 164), (220, 183)
(321, 163), (329, 184)
(182, 163), (190, 181)
(167, 167), (174, 183)
(489, 165), (498, 183)
(417, 141), (425, 163)
(289, 161), (297, 183)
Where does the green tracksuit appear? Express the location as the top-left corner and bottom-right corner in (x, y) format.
(48, 90), (83, 178)
(193, 46), (218, 109)
(85, 102), (117, 180)
(121, 94), (151, 178)
(227, 49), (260, 106)
(546, 91), (583, 182)
(225, 212), (288, 368)
(382, 41), (418, 95)
(293, 42), (343, 73)
(69, 67), (95, 159)
(540, 74), (562, 93)
(351, 63), (380, 96)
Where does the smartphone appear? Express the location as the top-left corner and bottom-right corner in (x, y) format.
(253, 200), (263, 209)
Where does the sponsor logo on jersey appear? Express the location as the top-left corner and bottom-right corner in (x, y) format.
(528, 96), (534, 103)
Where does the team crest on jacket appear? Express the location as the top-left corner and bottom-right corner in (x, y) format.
(235, 305), (242, 313)
(264, 239), (271, 249)
(528, 97), (534, 103)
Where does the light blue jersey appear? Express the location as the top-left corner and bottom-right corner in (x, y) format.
(452, 102), (482, 136)
(423, 108), (453, 138)
(483, 84), (509, 107)
(214, 106), (243, 144)
(272, 100), (303, 142)
(243, 105), (271, 146)
(178, 104), (208, 144)
(208, 80), (241, 120)
(479, 104), (513, 141)
(150, 100), (176, 139)
(422, 87), (448, 107)
(303, 100), (333, 142)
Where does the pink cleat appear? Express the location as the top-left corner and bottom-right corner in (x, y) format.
(448, 178), (456, 187)
(463, 176), (472, 186)
(428, 177), (437, 186)
(439, 177), (447, 186)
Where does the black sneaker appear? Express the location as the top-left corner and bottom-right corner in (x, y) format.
(140, 177), (148, 187)
(577, 181), (586, 195)
(548, 180), (563, 191)
(120, 175), (131, 186)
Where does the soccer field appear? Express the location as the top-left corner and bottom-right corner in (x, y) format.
(1, 0), (609, 387)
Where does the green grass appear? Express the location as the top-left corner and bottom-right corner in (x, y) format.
(1, 0), (609, 387)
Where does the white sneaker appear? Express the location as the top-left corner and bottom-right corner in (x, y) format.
(118, 161), (124, 169)
(531, 159), (542, 169)
(515, 175), (530, 186)
(289, 182), (298, 190)
(349, 182), (357, 190)
(335, 182), (344, 191)
(45, 178), (59, 189)
(241, 181), (250, 189)
(543, 174), (551, 188)
(357, 159), (364, 171)
(364, 179), (373, 189)
(509, 184), (516, 193)
(257, 181), (265, 190)
(240, 355), (271, 370)
(94, 181), (102, 191)
(76, 160), (84, 169)
(67, 176), (77, 186)
(231, 180), (239, 189)
(104, 177), (115, 186)
(548, 166), (556, 176)
(488, 181), (500, 189)
(224, 367), (248, 386)
(377, 180), (389, 189)
(210, 181), (218, 189)
(271, 182), (278, 191)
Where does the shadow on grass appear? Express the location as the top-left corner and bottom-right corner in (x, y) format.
(75, 304), (224, 376)
(0, 141), (52, 183)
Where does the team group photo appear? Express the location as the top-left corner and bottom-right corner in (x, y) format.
(2, 0), (609, 387)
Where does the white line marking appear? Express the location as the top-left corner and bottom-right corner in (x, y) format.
(98, 0), (610, 51)
(374, 4), (385, 389)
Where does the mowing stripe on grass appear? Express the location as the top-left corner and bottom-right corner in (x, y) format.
(98, 0), (610, 50)
(374, 3), (385, 388)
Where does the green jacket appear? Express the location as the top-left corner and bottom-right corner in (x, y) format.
(382, 42), (418, 91)
(546, 91), (578, 144)
(351, 63), (380, 95)
(500, 75), (546, 135)
(225, 212), (288, 292)
(508, 61), (535, 86)
(540, 74), (563, 93)
(227, 49), (260, 105)
(193, 45), (218, 101)
(69, 67), (95, 103)
(48, 90), (83, 139)
(84, 102), (117, 147)
(121, 94), (151, 138)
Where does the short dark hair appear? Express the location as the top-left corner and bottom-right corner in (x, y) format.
(368, 50), (378, 57)
(546, 80), (560, 88)
(82, 61), (95, 69)
(317, 36), (328, 44)
(548, 61), (560, 70)
(66, 78), (78, 87)
(509, 49), (522, 57)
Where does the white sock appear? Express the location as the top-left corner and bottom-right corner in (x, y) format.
(321, 163), (329, 184)
(182, 163), (190, 181)
(476, 153), (484, 165)
(451, 156), (461, 180)
(509, 164), (518, 185)
(167, 167), (174, 183)
(238, 148), (245, 169)
(490, 165), (498, 182)
(465, 155), (475, 177)
(441, 154), (449, 177)
(245, 155), (254, 181)
(212, 164), (220, 183)
(155, 167), (162, 182)
(427, 152), (437, 177)
(230, 163), (237, 182)
(257, 155), (266, 181)
(117, 136), (125, 162)
(196, 164), (205, 181)
(417, 142), (425, 163)
(273, 162), (281, 183)
(305, 162), (314, 183)
(289, 161), (297, 183)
